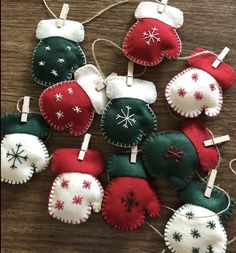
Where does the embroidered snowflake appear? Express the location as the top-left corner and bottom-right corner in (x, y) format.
(51, 69), (58, 77)
(57, 58), (65, 63)
(206, 220), (216, 230)
(61, 179), (70, 189)
(143, 27), (161, 45)
(83, 180), (92, 190)
(67, 46), (72, 51)
(38, 61), (45, 66)
(185, 211), (194, 219)
(55, 93), (63, 102)
(116, 106), (136, 129)
(45, 46), (51, 51)
(121, 191), (139, 212)
(165, 144), (184, 164)
(72, 195), (83, 205)
(207, 244), (214, 253)
(194, 91), (203, 101)
(73, 106), (82, 114)
(55, 110), (64, 119)
(191, 229), (201, 239)
(172, 232), (183, 242)
(67, 88), (74, 94)
(177, 88), (187, 97)
(55, 200), (64, 210)
(209, 83), (216, 91)
(192, 247), (200, 253)
(6, 143), (28, 169)
(191, 73), (199, 82)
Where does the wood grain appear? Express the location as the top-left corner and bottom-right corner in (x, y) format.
(1, 0), (236, 252)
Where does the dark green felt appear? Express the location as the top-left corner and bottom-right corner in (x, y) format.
(142, 131), (198, 189)
(32, 37), (86, 86)
(107, 154), (149, 180)
(1, 112), (50, 138)
(180, 181), (234, 219)
(101, 98), (157, 148)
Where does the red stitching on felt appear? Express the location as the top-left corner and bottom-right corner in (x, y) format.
(165, 144), (184, 164)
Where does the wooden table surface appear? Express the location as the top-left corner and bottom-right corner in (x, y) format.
(1, 0), (236, 252)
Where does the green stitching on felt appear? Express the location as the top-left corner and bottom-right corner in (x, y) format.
(32, 37), (86, 86)
(180, 181), (234, 219)
(142, 131), (198, 189)
(101, 98), (157, 148)
(191, 228), (201, 238)
(107, 154), (149, 180)
(172, 232), (183, 242)
(1, 112), (50, 138)
(6, 143), (28, 169)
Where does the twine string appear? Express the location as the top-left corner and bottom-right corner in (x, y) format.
(229, 159), (236, 175)
(16, 96), (40, 114)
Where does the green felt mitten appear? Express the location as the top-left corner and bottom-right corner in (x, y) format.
(32, 19), (86, 87)
(180, 181), (234, 219)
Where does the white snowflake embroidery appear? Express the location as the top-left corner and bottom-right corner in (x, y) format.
(55, 93), (63, 102)
(45, 46), (51, 51)
(116, 106), (136, 129)
(67, 46), (72, 51)
(143, 27), (161, 45)
(73, 106), (82, 114)
(51, 69), (58, 77)
(38, 61), (45, 66)
(67, 88), (74, 94)
(57, 58), (65, 63)
(55, 110), (64, 119)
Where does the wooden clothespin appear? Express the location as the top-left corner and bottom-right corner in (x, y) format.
(212, 47), (230, 68)
(130, 146), (138, 164)
(95, 81), (106, 91)
(21, 96), (30, 123)
(127, 61), (134, 87)
(158, 0), (168, 14)
(57, 3), (70, 28)
(204, 135), (230, 147)
(204, 169), (218, 198)
(78, 133), (91, 160)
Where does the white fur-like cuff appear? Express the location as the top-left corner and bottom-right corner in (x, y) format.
(135, 1), (184, 29)
(36, 19), (85, 42)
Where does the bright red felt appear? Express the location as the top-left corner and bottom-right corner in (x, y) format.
(102, 177), (161, 231)
(188, 48), (236, 90)
(123, 18), (181, 66)
(180, 119), (219, 172)
(39, 81), (94, 136)
(51, 148), (104, 176)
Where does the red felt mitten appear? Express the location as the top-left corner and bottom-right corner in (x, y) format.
(123, 1), (183, 66)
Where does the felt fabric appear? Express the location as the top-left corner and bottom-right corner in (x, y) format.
(39, 80), (95, 136)
(1, 133), (49, 184)
(102, 177), (161, 230)
(165, 67), (223, 117)
(36, 19), (85, 43)
(164, 204), (228, 253)
(180, 119), (219, 172)
(51, 149), (104, 176)
(1, 112), (50, 138)
(32, 37), (86, 86)
(188, 48), (236, 90)
(123, 1), (183, 66)
(48, 172), (104, 224)
(180, 181), (234, 219)
(101, 98), (157, 147)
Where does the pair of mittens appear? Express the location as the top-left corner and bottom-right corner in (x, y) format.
(101, 74), (157, 147)
(49, 148), (104, 224)
(1, 112), (50, 184)
(32, 19), (86, 86)
(123, 1), (184, 66)
(142, 119), (219, 189)
(165, 48), (236, 117)
(40, 64), (108, 136)
(102, 154), (161, 230)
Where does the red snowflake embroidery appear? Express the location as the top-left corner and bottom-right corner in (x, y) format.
(177, 88), (187, 97)
(55, 200), (64, 210)
(191, 73), (199, 82)
(209, 84), (216, 91)
(83, 180), (92, 190)
(72, 195), (83, 205)
(165, 144), (185, 164)
(194, 91), (203, 100)
(61, 179), (70, 189)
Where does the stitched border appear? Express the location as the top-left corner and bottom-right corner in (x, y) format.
(165, 67), (223, 118)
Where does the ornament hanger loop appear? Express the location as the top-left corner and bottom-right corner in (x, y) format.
(177, 50), (218, 61)
(16, 96), (40, 114)
(229, 159), (236, 176)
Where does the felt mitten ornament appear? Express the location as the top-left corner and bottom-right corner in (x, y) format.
(102, 154), (161, 230)
(48, 148), (104, 224)
(164, 204), (228, 253)
(32, 19), (86, 86)
(40, 64), (107, 136)
(123, 1), (184, 66)
(1, 112), (50, 184)
(165, 48), (236, 117)
(142, 119), (219, 189)
(101, 74), (157, 147)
